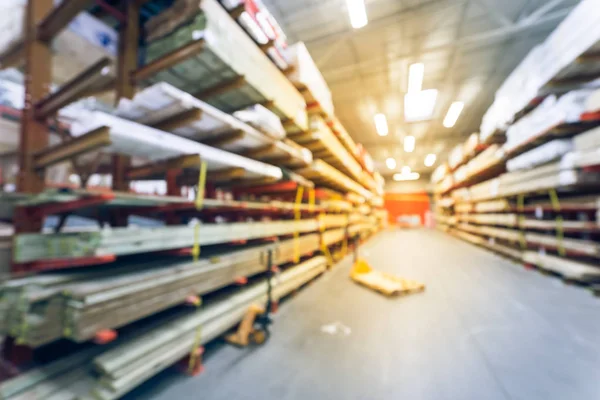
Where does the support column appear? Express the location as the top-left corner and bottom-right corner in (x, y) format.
(112, 0), (140, 188)
(18, 0), (53, 195)
(111, 1), (140, 225)
(165, 168), (181, 224)
(115, 0), (139, 100)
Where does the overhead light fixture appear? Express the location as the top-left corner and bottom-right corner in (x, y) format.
(404, 135), (415, 153)
(346, 0), (368, 29)
(401, 166), (411, 174)
(424, 153), (437, 167)
(374, 113), (388, 136)
(407, 63), (424, 93)
(404, 89), (438, 122)
(386, 157), (396, 170)
(393, 172), (420, 181)
(443, 101), (465, 128)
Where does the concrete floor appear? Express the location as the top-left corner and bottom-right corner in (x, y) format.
(126, 229), (600, 400)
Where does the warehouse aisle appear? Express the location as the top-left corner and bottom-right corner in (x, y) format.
(127, 230), (600, 400)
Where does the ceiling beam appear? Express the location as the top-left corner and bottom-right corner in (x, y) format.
(305, 0), (463, 47)
(321, 7), (573, 81)
(473, 0), (513, 27)
(520, 0), (566, 25)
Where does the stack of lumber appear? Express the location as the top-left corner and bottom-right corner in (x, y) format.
(286, 42), (334, 118)
(480, 0), (600, 141)
(463, 133), (480, 159)
(455, 222), (600, 259)
(436, 175), (454, 194)
(455, 199), (511, 213)
(59, 108), (285, 183)
(13, 219), (321, 264)
(143, 0), (307, 132)
(322, 228), (346, 246)
(1, 235), (321, 347)
(466, 162), (600, 202)
(505, 89), (600, 157)
(320, 199), (353, 212)
(0, 1), (118, 91)
(523, 251), (600, 282)
(90, 255), (327, 400)
(220, 0), (290, 70)
(565, 126), (600, 169)
(432, 163), (449, 185)
(451, 229), (523, 260)
(296, 160), (372, 200)
(287, 116), (365, 185)
(458, 213), (518, 227)
(0, 189), (346, 221)
(319, 214), (348, 230)
(458, 212), (600, 232)
(0, 256), (328, 400)
(116, 82), (312, 169)
(436, 197), (455, 209)
(434, 214), (457, 227)
(0, 0), (383, 397)
(464, 145), (505, 179)
(448, 144), (465, 171)
(507, 139), (573, 172)
(437, 138), (505, 194)
(326, 117), (362, 165)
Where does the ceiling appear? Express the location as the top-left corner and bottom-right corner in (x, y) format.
(261, 0), (582, 179)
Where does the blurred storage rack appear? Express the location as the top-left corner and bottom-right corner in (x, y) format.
(433, 0), (600, 291)
(0, 0), (386, 396)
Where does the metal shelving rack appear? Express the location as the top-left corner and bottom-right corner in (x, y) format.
(0, 0), (386, 392)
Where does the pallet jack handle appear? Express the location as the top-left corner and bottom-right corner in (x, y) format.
(353, 236), (359, 263)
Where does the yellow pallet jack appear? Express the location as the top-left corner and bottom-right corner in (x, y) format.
(225, 304), (269, 346)
(226, 249), (275, 347)
(349, 238), (425, 297)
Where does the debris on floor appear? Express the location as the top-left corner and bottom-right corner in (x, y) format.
(350, 258), (426, 297)
(320, 321), (352, 337)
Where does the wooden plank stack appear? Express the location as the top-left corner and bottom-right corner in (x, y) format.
(1, 235), (322, 347)
(143, 0), (308, 132)
(0, 256), (328, 399)
(0, 0), (386, 395)
(435, 0), (600, 284)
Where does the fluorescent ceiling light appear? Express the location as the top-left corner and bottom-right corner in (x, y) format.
(404, 89), (438, 122)
(393, 172), (420, 181)
(408, 63), (424, 93)
(386, 157), (396, 170)
(404, 135), (415, 153)
(374, 113), (388, 136)
(401, 166), (411, 174)
(346, 0), (368, 29)
(443, 101), (465, 128)
(424, 153), (437, 167)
